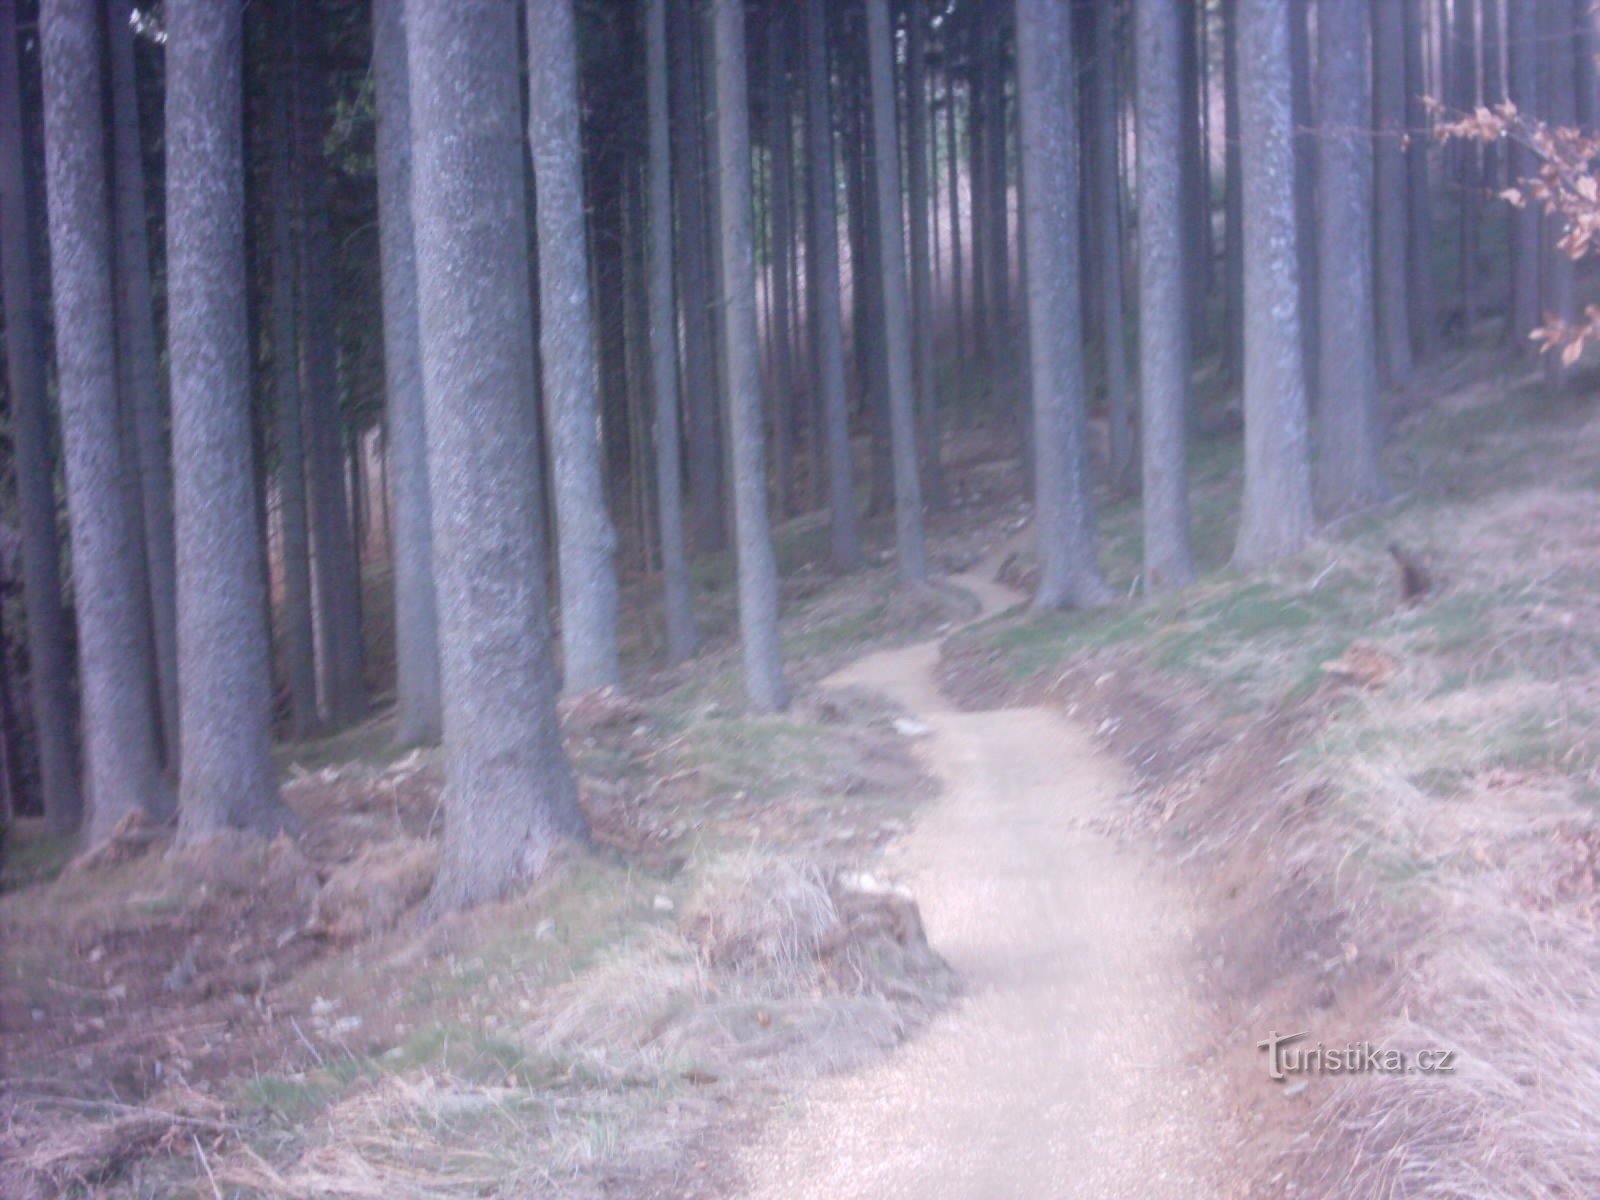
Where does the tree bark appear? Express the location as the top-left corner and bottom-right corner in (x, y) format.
(669, 0), (724, 555)
(296, 23), (367, 729)
(1506, 0), (1541, 352)
(1015, 0), (1109, 610)
(408, 0), (584, 914)
(1135, 0), (1197, 592)
(166, 0), (291, 841)
(945, 56), (966, 365)
(1314, 0), (1387, 515)
(1091, 0), (1135, 496)
(765, 9), (796, 516)
(105, 0), (178, 770)
(646, 0), (697, 663)
(1233, 0), (1316, 569)
(1373, 0), (1416, 387)
(866, 0), (929, 583)
(905, 0), (944, 510)
(41, 0), (168, 842)
(527, 0), (622, 694)
(372, 0), (442, 745)
(1404, 0), (1437, 361)
(1222, 0), (1244, 383)
(709, 0), (789, 712)
(266, 11), (318, 741)
(803, 0), (861, 573)
(1288, 0), (1318, 400)
(0, 0), (80, 833)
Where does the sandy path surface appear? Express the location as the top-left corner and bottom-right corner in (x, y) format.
(738, 565), (1238, 1199)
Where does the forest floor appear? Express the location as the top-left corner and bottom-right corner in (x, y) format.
(5, 346), (1600, 1198)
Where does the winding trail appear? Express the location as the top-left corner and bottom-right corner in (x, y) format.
(739, 563), (1238, 1198)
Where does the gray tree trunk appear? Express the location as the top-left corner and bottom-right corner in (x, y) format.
(0, 0), (80, 833)
(764, 10), (796, 516)
(803, 0), (861, 573)
(1135, 0), (1196, 592)
(646, 0), (697, 664)
(1314, 0), (1387, 515)
(41, 0), (168, 843)
(945, 60), (967, 364)
(407, 0), (584, 914)
(906, 0), (944, 510)
(709, 0), (788, 712)
(1506, 0), (1541, 351)
(266, 20), (319, 741)
(165, 0), (290, 841)
(1288, 0), (1318, 400)
(669, 0), (725, 556)
(1403, 0), (1437, 362)
(1222, 0), (1244, 383)
(866, 0), (929, 583)
(1233, 0), (1316, 569)
(1373, 0), (1415, 388)
(105, 1), (178, 770)
(1092, 0), (1135, 496)
(373, 0), (442, 745)
(296, 25), (367, 729)
(527, 0), (622, 694)
(1015, 0), (1110, 610)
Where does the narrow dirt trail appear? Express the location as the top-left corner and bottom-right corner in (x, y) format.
(738, 565), (1239, 1199)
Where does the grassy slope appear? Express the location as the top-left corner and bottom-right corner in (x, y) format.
(947, 353), (1600, 1196)
(0, 475), (1000, 1199)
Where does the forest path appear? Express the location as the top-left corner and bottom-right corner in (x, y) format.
(737, 558), (1238, 1199)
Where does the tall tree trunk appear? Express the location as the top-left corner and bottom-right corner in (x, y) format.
(646, 0), (697, 663)
(1315, 0), (1387, 515)
(765, 10), (796, 517)
(1233, 0), (1316, 569)
(1452, 0), (1481, 332)
(1373, 0), (1415, 387)
(668, 0), (724, 555)
(408, 0), (584, 914)
(945, 57), (966, 366)
(41, 0), (168, 842)
(709, 0), (789, 712)
(1135, 0), (1196, 592)
(967, 14), (990, 359)
(1506, 0), (1541, 352)
(982, 16), (1011, 354)
(296, 23), (367, 729)
(804, 0), (862, 572)
(905, 0), (944, 509)
(0, 0), (80, 833)
(1288, 0), (1318, 401)
(166, 0), (291, 841)
(866, 0), (929, 582)
(1178, 0), (1207, 344)
(1015, 0), (1109, 610)
(1404, 0), (1438, 361)
(372, 0), (441, 744)
(105, 0), (178, 771)
(1092, 0), (1135, 496)
(266, 15), (318, 741)
(527, 0), (622, 694)
(1222, 0), (1244, 382)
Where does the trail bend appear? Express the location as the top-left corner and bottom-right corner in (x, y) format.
(738, 560), (1237, 1199)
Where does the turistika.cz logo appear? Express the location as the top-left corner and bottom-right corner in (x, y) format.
(1257, 1031), (1456, 1081)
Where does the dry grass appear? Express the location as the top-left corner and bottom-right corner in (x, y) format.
(947, 357), (1600, 1196)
